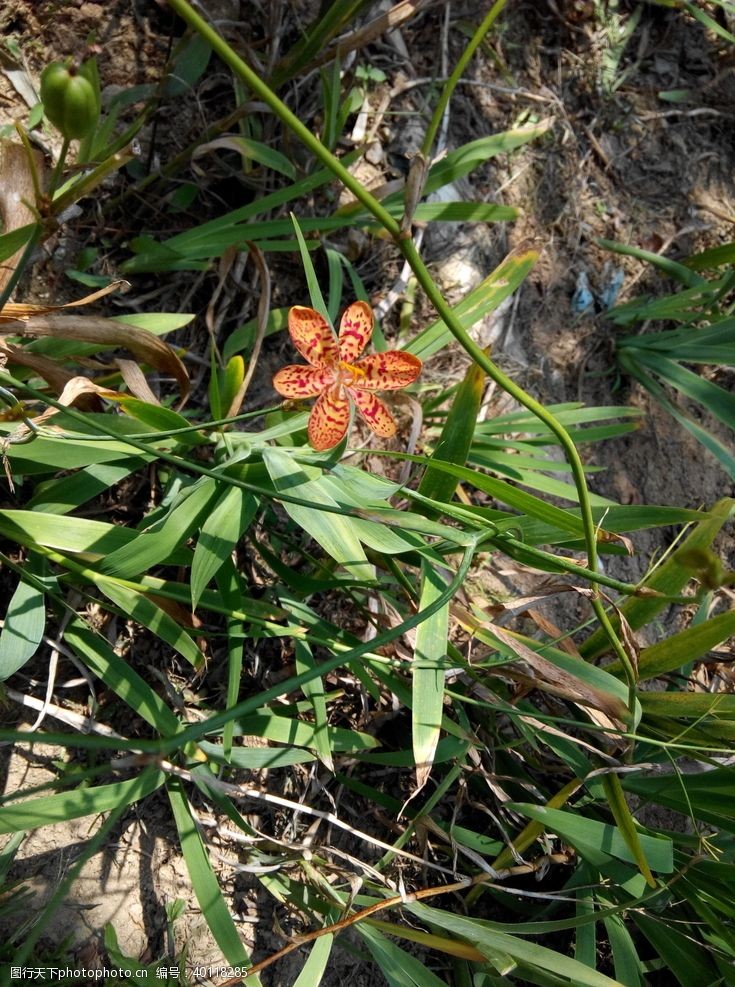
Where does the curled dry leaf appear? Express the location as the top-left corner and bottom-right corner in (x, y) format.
(2, 311), (189, 408)
(488, 623), (628, 727)
(0, 146), (190, 409)
(2, 376), (122, 445)
(0, 140), (43, 294)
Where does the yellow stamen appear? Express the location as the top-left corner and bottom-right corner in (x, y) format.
(339, 361), (366, 377)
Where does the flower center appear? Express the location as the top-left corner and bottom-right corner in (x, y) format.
(336, 361), (365, 387)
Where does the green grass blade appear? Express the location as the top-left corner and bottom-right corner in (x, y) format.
(0, 771), (166, 833)
(410, 201), (517, 223)
(620, 354), (735, 479)
(0, 222), (39, 263)
(99, 477), (218, 579)
(599, 238), (707, 288)
(619, 609), (735, 681)
(99, 581), (204, 668)
(418, 359), (485, 512)
(230, 710), (377, 752)
(622, 767), (735, 832)
(408, 904), (624, 986)
(292, 212), (329, 321)
(64, 616), (181, 735)
(412, 559), (450, 791)
(684, 241), (735, 271)
(0, 565), (46, 680)
(580, 497), (734, 658)
(167, 777), (258, 974)
(634, 352), (735, 431)
(26, 461), (144, 515)
(600, 773), (656, 888)
(406, 248), (537, 360)
(295, 640), (334, 771)
(293, 933), (334, 987)
(603, 914), (643, 987)
(325, 245), (344, 323)
(359, 923), (451, 987)
(418, 123), (552, 199)
(632, 912), (718, 987)
(263, 447), (373, 579)
(504, 802), (672, 875)
(191, 487), (257, 608)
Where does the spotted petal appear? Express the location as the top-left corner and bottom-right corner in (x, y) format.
(288, 306), (340, 367)
(351, 388), (397, 438)
(273, 364), (332, 399)
(308, 384), (350, 450)
(338, 300), (373, 363)
(352, 351), (422, 390)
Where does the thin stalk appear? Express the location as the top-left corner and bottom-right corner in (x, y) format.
(421, 0), (508, 158)
(49, 137), (71, 195)
(400, 237), (637, 707)
(114, 0), (634, 710)
(165, 0), (401, 237)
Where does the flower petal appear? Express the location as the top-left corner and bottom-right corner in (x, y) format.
(352, 351), (422, 390)
(288, 306), (340, 367)
(338, 300), (373, 363)
(273, 364), (331, 399)
(308, 384), (350, 450)
(351, 388), (397, 438)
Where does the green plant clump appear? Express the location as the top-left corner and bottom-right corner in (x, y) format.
(0, 2), (733, 984)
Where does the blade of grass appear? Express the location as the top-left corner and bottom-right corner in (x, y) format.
(168, 777), (259, 976)
(412, 558), (450, 792)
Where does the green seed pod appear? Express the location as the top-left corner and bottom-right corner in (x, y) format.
(40, 60), (99, 140)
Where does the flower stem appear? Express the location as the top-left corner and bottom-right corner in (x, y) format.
(162, 0), (634, 712)
(421, 0), (508, 158)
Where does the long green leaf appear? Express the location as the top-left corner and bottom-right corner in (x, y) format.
(100, 581), (204, 668)
(419, 359), (485, 511)
(580, 498), (734, 658)
(168, 778), (258, 975)
(230, 711), (377, 752)
(293, 933), (334, 987)
(632, 912), (718, 987)
(599, 238), (707, 288)
(0, 772), (165, 834)
(506, 802), (672, 874)
(292, 212), (329, 320)
(295, 640), (334, 771)
(635, 352), (735, 430)
(191, 487), (257, 608)
(26, 461), (144, 515)
(263, 447), (373, 579)
(64, 616), (180, 735)
(604, 914), (643, 987)
(0, 570), (45, 680)
(406, 248), (537, 360)
(359, 923), (451, 987)
(100, 477), (218, 579)
(412, 559), (449, 790)
(0, 222), (39, 263)
(407, 903), (624, 986)
(623, 609), (735, 680)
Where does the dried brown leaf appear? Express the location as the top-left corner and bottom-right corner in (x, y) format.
(10, 313), (189, 406)
(0, 140), (42, 293)
(485, 624), (627, 725)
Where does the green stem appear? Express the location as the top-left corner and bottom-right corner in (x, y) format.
(165, 0), (400, 237)
(421, 0), (508, 158)
(52, 145), (135, 216)
(126, 0), (635, 713)
(49, 137), (71, 196)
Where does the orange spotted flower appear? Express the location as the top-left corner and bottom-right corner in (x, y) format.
(273, 302), (422, 451)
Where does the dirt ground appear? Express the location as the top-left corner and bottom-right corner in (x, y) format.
(1, 0), (735, 982)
